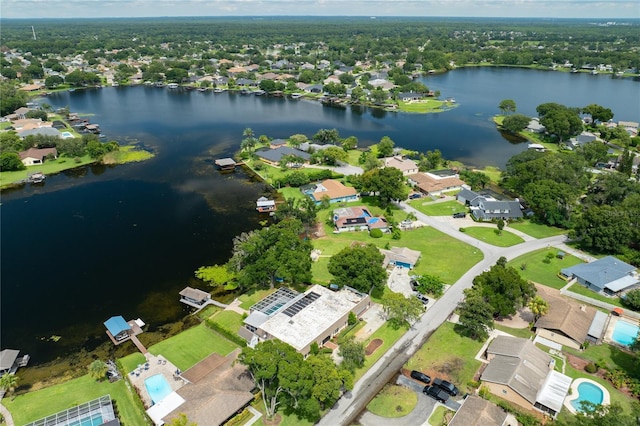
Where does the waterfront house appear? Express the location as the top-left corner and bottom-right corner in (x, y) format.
(397, 92), (425, 102)
(302, 179), (358, 204)
(179, 287), (211, 307)
(18, 147), (58, 166)
(382, 156), (419, 175)
(104, 315), (132, 342)
(239, 285), (370, 355)
(407, 171), (465, 196)
(560, 256), (638, 295)
(255, 146), (311, 166)
(256, 196), (276, 213)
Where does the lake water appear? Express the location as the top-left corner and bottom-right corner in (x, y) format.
(1, 67), (638, 364)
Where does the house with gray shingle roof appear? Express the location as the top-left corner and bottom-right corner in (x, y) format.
(481, 336), (571, 418)
(560, 256), (638, 295)
(255, 146), (311, 166)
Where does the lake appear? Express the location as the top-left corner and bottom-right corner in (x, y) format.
(1, 67), (638, 364)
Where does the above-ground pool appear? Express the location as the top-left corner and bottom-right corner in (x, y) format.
(144, 374), (173, 404)
(612, 320), (640, 346)
(570, 382), (604, 411)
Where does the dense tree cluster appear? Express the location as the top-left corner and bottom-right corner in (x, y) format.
(228, 218), (313, 289)
(327, 244), (386, 297)
(352, 166), (409, 208)
(458, 257), (535, 340)
(239, 340), (352, 422)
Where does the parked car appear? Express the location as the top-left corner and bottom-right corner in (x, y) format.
(410, 370), (431, 384)
(415, 293), (429, 305)
(433, 378), (459, 396)
(423, 385), (450, 403)
(408, 193), (422, 200)
(452, 212), (466, 218)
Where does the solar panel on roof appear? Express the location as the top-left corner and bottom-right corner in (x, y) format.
(282, 291), (320, 317)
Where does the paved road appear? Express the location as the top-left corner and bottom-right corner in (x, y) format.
(318, 202), (567, 426)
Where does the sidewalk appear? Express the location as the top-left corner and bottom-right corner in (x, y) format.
(0, 401), (14, 426)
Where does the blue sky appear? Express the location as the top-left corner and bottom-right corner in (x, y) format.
(1, 0), (639, 19)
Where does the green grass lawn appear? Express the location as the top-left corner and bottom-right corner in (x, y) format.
(429, 405), (451, 425)
(508, 220), (567, 239)
(209, 310), (244, 333)
(238, 288), (277, 310)
(507, 248), (583, 289)
(312, 226), (483, 284)
(0, 155), (95, 188)
(408, 199), (466, 216)
(567, 283), (624, 308)
(103, 146), (155, 164)
(3, 375), (148, 426)
(461, 227), (524, 247)
(354, 323), (406, 382)
(120, 352), (148, 373)
(278, 186), (306, 200)
(405, 322), (484, 395)
(146, 323), (239, 370)
(366, 384), (417, 418)
(397, 99), (451, 113)
(475, 166), (502, 184)
(493, 323), (535, 340)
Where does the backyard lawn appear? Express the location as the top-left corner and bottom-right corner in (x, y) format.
(462, 227), (524, 247)
(146, 323), (239, 370)
(311, 226), (483, 285)
(508, 220), (567, 239)
(278, 186), (305, 200)
(408, 199), (466, 216)
(507, 248), (583, 290)
(3, 374), (148, 426)
(354, 323), (406, 382)
(405, 322), (484, 396)
(209, 310), (244, 334)
(0, 155), (95, 188)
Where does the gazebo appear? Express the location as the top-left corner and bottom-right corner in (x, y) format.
(104, 316), (132, 342)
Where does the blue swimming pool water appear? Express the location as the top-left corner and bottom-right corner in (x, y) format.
(145, 374), (173, 404)
(69, 414), (103, 426)
(612, 320), (640, 346)
(61, 131), (74, 138)
(571, 382), (604, 411)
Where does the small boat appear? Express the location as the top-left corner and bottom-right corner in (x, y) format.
(240, 88), (251, 95)
(213, 88), (225, 93)
(27, 171), (46, 184)
(254, 90), (266, 96)
(290, 93), (303, 99)
(590, 70), (598, 75)
(197, 87), (207, 92)
(167, 83), (179, 89)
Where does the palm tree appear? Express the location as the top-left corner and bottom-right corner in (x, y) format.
(242, 127), (255, 139)
(528, 295), (550, 324)
(88, 360), (109, 381)
(0, 374), (19, 399)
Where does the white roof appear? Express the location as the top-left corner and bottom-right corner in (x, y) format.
(259, 285), (366, 351)
(134, 318), (146, 327)
(604, 274), (638, 292)
(535, 371), (572, 413)
(147, 392), (185, 426)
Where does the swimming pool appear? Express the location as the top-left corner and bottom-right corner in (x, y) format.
(612, 320), (640, 346)
(61, 131), (74, 138)
(144, 374), (173, 404)
(570, 382), (604, 411)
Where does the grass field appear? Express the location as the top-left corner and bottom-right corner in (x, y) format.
(429, 406), (451, 425)
(0, 155), (95, 188)
(146, 323), (239, 370)
(408, 199), (466, 216)
(405, 322), (484, 395)
(210, 310), (244, 333)
(366, 384), (417, 418)
(397, 99), (453, 113)
(462, 227), (524, 247)
(278, 186), (306, 200)
(508, 221), (567, 239)
(355, 323), (406, 382)
(507, 248), (583, 289)
(311, 225), (483, 285)
(3, 374), (148, 426)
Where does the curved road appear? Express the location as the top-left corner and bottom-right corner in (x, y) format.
(318, 202), (567, 426)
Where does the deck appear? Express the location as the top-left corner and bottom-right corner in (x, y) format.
(179, 297), (228, 314)
(105, 318), (147, 353)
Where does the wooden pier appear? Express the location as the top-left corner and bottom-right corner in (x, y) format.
(214, 158), (244, 171)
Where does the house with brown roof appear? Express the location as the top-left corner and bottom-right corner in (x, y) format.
(533, 286), (605, 349)
(302, 179), (359, 205)
(382, 156), (419, 175)
(448, 395), (517, 426)
(481, 336), (572, 418)
(19, 147), (58, 166)
(408, 171), (465, 196)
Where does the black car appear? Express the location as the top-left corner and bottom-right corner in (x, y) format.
(433, 378), (459, 396)
(423, 385), (450, 403)
(415, 293), (429, 305)
(410, 370), (431, 384)
(453, 212), (466, 218)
